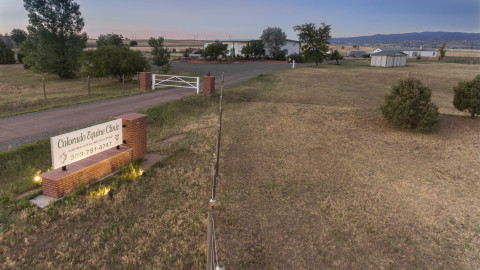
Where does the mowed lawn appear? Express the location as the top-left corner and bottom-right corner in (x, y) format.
(1, 61), (479, 269)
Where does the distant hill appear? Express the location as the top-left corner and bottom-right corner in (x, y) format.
(330, 32), (480, 49)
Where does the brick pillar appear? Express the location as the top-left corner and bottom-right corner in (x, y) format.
(139, 72), (152, 91)
(203, 76), (215, 95)
(115, 113), (147, 160)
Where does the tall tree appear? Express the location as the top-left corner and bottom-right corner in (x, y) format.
(21, 0), (87, 78)
(294, 22), (331, 66)
(439, 43), (446, 61)
(82, 45), (149, 82)
(10, 29), (27, 47)
(97, 33), (124, 47)
(148, 37), (170, 66)
(260, 27), (286, 57)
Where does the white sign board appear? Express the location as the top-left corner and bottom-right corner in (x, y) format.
(50, 119), (123, 170)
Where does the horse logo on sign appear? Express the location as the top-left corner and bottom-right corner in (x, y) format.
(60, 152), (67, 164)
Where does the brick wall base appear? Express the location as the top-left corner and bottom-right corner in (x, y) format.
(42, 146), (133, 198)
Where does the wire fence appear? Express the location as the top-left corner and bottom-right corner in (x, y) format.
(207, 73), (225, 270)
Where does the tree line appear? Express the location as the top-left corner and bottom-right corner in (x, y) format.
(0, 0), (170, 81)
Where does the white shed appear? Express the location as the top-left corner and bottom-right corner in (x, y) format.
(370, 51), (407, 67)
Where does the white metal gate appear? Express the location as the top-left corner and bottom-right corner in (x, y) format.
(152, 74), (200, 94)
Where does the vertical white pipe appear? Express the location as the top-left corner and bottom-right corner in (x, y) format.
(196, 77), (200, 94)
(151, 74), (155, 90)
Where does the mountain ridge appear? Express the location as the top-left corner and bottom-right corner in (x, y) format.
(330, 31), (480, 49)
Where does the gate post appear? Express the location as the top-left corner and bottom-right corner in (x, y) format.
(203, 73), (215, 95)
(139, 72), (152, 91)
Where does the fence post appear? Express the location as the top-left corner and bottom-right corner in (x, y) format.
(43, 77), (46, 100)
(122, 74), (125, 94)
(88, 76), (90, 96)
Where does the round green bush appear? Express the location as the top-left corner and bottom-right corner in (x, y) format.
(381, 75), (439, 132)
(453, 75), (480, 118)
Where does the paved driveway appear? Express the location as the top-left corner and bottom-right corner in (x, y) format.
(0, 62), (293, 152)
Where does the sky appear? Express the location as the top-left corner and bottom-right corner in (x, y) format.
(0, 0), (479, 40)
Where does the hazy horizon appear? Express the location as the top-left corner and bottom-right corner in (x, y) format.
(1, 0), (479, 40)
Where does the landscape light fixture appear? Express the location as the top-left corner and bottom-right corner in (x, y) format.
(34, 176), (41, 182)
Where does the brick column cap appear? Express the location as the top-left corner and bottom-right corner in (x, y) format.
(115, 113), (147, 121)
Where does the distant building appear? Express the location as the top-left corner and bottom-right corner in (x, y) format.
(203, 39), (300, 57)
(373, 47), (438, 58)
(370, 51), (407, 67)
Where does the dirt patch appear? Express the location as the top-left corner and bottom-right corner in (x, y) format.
(140, 153), (167, 171)
(16, 187), (42, 200)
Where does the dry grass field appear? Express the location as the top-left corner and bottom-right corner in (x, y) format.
(1, 61), (479, 269)
(0, 64), (141, 116)
(0, 64), (198, 117)
(87, 39), (204, 53)
(330, 44), (480, 58)
(445, 49), (480, 58)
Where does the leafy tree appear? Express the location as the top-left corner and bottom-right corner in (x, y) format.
(97, 33), (124, 47)
(294, 22), (331, 66)
(202, 41), (228, 61)
(381, 75), (439, 132)
(439, 43), (446, 60)
(260, 27), (286, 58)
(241, 40), (265, 58)
(81, 45), (149, 82)
(328, 49), (342, 64)
(148, 37), (170, 66)
(21, 0), (87, 78)
(0, 39), (16, 64)
(453, 75), (480, 118)
(10, 29), (27, 46)
(129, 40), (138, 47)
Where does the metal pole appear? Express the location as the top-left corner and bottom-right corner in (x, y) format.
(211, 72), (224, 200)
(122, 74), (125, 94)
(88, 76), (90, 96)
(43, 77), (46, 100)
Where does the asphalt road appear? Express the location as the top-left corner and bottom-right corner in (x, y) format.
(0, 61), (293, 152)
